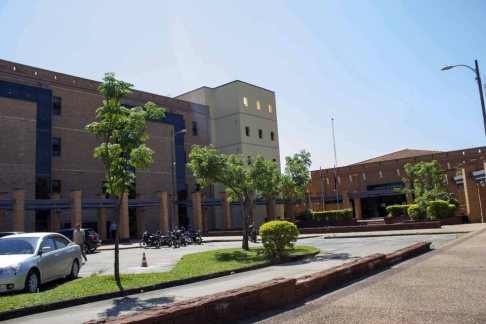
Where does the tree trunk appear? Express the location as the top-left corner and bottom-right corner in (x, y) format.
(241, 201), (249, 250)
(114, 199), (122, 288)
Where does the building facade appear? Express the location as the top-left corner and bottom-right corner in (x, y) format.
(305, 147), (486, 223)
(0, 59), (212, 236)
(177, 81), (283, 227)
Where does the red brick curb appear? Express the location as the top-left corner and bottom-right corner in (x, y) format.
(85, 242), (431, 324)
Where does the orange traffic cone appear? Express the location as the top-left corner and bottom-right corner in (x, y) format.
(141, 252), (148, 267)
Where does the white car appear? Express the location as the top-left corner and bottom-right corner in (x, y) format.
(0, 233), (83, 293)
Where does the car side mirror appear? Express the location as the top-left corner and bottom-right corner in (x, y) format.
(40, 246), (52, 255)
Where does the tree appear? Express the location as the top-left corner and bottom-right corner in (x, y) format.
(397, 160), (452, 207)
(281, 150), (312, 200)
(85, 73), (165, 283)
(187, 145), (281, 250)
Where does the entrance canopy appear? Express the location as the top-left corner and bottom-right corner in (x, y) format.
(348, 188), (400, 199)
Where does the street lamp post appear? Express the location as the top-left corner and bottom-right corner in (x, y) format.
(170, 129), (186, 230)
(441, 60), (486, 138)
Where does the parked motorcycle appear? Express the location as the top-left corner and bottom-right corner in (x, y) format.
(159, 233), (173, 247)
(169, 230), (181, 248)
(186, 226), (203, 245)
(140, 230), (161, 248)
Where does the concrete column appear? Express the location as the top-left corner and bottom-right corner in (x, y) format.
(0, 192), (7, 232)
(192, 191), (203, 231)
(477, 185), (486, 223)
(266, 199), (276, 222)
(405, 182), (414, 205)
(354, 197), (363, 220)
(202, 194), (210, 232)
(12, 189), (25, 232)
(342, 190), (350, 209)
(49, 193), (61, 232)
(285, 196), (295, 222)
(136, 194), (145, 239)
(70, 189), (82, 228)
(157, 191), (169, 234)
(461, 163), (481, 223)
(172, 194), (179, 229)
(119, 193), (130, 239)
(221, 191), (232, 229)
(96, 193), (107, 240)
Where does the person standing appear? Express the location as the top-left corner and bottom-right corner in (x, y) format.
(73, 223), (87, 262)
(110, 221), (117, 239)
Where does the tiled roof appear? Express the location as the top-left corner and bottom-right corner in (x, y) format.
(352, 149), (442, 165)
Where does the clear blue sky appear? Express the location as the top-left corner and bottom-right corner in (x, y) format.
(1, 0), (485, 170)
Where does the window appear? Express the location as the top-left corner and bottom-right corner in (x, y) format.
(247, 156), (252, 165)
(397, 169), (400, 176)
(243, 97), (248, 107)
(52, 138), (61, 156)
(259, 129), (263, 139)
(40, 237), (56, 252)
(271, 132), (275, 141)
(53, 235), (69, 249)
(245, 127), (250, 136)
(272, 159), (276, 163)
(379, 171), (383, 178)
(256, 100), (261, 110)
(349, 175), (353, 182)
(192, 122), (198, 136)
(363, 173), (366, 180)
(268, 104), (273, 113)
(52, 180), (61, 193)
(53, 97), (61, 115)
(447, 162), (451, 169)
(195, 183), (201, 191)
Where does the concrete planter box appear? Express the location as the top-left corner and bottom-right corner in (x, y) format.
(440, 215), (465, 226)
(384, 216), (410, 224)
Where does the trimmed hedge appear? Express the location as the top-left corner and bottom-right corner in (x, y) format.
(408, 204), (426, 221)
(312, 208), (353, 221)
(259, 221), (299, 259)
(427, 200), (457, 220)
(386, 205), (411, 217)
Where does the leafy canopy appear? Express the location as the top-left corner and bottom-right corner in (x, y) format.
(187, 145), (282, 202)
(85, 72), (165, 197)
(282, 150), (312, 199)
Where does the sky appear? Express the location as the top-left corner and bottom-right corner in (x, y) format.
(1, 0), (485, 170)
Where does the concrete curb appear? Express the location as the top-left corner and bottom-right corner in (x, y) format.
(84, 242), (432, 324)
(0, 250), (319, 321)
(322, 231), (469, 239)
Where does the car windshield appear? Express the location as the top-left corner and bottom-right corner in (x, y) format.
(88, 230), (99, 236)
(0, 237), (39, 255)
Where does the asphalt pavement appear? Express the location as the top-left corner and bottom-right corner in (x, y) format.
(238, 224), (486, 324)
(2, 232), (465, 324)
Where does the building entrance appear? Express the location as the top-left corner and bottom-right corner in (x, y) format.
(360, 194), (407, 219)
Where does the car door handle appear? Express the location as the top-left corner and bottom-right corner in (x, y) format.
(55, 254), (60, 257)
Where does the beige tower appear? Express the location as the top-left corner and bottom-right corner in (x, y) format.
(177, 81), (283, 227)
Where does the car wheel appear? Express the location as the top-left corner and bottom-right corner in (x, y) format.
(24, 270), (40, 293)
(68, 260), (79, 279)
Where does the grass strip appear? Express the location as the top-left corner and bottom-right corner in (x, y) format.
(0, 245), (318, 312)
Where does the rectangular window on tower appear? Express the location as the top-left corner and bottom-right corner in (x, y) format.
(256, 100), (261, 110)
(268, 104), (273, 113)
(243, 97), (248, 107)
(52, 138), (61, 156)
(51, 180), (61, 193)
(259, 129), (263, 139)
(192, 122), (198, 136)
(245, 127), (250, 136)
(271, 132), (275, 141)
(52, 97), (61, 115)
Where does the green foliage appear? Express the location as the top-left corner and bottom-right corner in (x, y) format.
(0, 246), (318, 312)
(448, 204), (458, 218)
(259, 221), (299, 259)
(85, 73), (165, 197)
(282, 150), (312, 199)
(386, 205), (411, 217)
(296, 210), (313, 221)
(399, 160), (446, 199)
(187, 145), (281, 250)
(426, 200), (451, 220)
(408, 204), (426, 221)
(312, 208), (353, 221)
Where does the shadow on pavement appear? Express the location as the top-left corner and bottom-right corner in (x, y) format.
(98, 295), (176, 318)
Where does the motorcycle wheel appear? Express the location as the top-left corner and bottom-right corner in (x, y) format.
(195, 236), (202, 245)
(154, 240), (161, 249)
(173, 239), (180, 248)
(140, 240), (147, 248)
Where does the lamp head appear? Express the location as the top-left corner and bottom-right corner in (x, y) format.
(441, 66), (454, 71)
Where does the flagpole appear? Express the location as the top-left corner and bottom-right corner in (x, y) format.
(332, 118), (339, 209)
(320, 167), (325, 211)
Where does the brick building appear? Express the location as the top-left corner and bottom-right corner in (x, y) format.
(0, 59), (212, 237)
(305, 147), (486, 223)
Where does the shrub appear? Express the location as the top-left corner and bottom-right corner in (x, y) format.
(312, 208), (353, 221)
(385, 205), (411, 217)
(259, 221), (299, 259)
(448, 204), (458, 218)
(427, 200), (452, 220)
(296, 210), (313, 222)
(408, 204), (426, 221)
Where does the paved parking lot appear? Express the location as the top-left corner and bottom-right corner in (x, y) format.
(79, 233), (462, 277)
